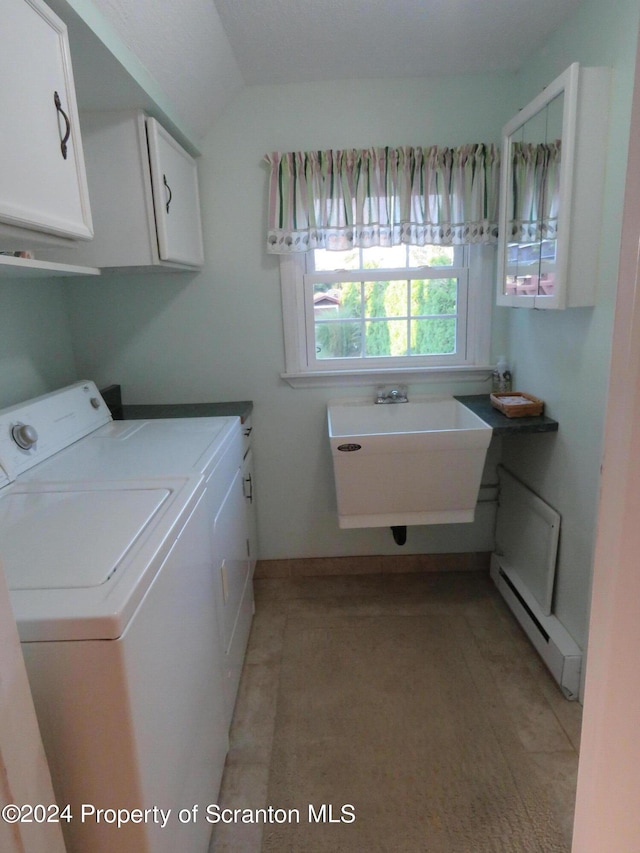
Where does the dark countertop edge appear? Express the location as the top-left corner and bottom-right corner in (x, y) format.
(100, 385), (253, 423)
(120, 401), (253, 423)
(455, 394), (558, 436)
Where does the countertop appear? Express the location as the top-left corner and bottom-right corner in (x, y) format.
(100, 386), (552, 435)
(455, 395), (558, 436)
(100, 385), (253, 424)
(121, 401), (253, 423)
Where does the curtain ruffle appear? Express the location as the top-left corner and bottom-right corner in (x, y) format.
(264, 145), (501, 253)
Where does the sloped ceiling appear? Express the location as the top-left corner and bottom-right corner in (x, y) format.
(92, 0), (583, 139)
(93, 0), (244, 140)
(214, 0), (584, 84)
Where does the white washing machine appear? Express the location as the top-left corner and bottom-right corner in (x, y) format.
(5, 381), (255, 724)
(0, 381), (254, 853)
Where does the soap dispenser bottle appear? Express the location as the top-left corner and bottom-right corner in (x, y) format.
(492, 356), (512, 393)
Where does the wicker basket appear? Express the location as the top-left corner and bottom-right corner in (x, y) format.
(490, 392), (544, 418)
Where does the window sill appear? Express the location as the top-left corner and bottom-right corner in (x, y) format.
(281, 365), (494, 388)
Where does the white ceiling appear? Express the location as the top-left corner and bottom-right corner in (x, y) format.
(90, 0), (583, 141)
(212, 0), (584, 84)
(91, 0), (244, 140)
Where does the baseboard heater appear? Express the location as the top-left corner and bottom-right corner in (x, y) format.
(491, 466), (582, 701)
(490, 555), (582, 699)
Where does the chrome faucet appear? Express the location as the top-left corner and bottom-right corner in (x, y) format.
(375, 385), (409, 404)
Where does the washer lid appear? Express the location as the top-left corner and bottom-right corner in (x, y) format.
(1, 488), (170, 589)
(18, 417), (237, 482)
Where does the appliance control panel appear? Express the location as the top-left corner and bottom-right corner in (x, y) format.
(0, 381), (112, 482)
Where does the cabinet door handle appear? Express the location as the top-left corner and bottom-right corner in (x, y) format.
(243, 473), (253, 503)
(163, 174), (172, 213)
(53, 91), (71, 160)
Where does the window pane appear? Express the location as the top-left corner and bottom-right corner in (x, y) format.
(313, 282), (362, 319)
(312, 286), (341, 317)
(315, 322), (362, 359)
(313, 249), (359, 271)
(361, 245), (407, 269)
(364, 318), (392, 356)
(365, 280), (408, 318)
(364, 281), (388, 318)
(364, 319), (408, 356)
(411, 279), (457, 315)
(411, 318), (456, 355)
(408, 245), (455, 267)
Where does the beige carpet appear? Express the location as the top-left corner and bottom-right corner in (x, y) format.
(262, 612), (569, 852)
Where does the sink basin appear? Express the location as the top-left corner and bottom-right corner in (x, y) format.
(328, 396), (491, 443)
(327, 396), (492, 528)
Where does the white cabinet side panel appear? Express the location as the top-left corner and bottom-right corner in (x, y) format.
(63, 111), (158, 268)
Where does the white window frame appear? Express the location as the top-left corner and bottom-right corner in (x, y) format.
(279, 245), (494, 387)
(304, 264), (468, 370)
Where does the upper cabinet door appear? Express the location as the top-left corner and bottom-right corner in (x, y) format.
(146, 118), (204, 268)
(496, 64), (611, 309)
(1, 0), (93, 244)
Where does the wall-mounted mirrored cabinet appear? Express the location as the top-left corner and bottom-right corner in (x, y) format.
(496, 63), (611, 309)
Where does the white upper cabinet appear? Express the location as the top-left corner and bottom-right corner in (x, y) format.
(146, 118), (205, 267)
(496, 64), (611, 309)
(1, 0), (93, 249)
(46, 111), (204, 271)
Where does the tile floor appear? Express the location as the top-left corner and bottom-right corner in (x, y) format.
(208, 569), (582, 852)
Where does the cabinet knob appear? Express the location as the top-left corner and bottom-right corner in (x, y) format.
(53, 91), (71, 160)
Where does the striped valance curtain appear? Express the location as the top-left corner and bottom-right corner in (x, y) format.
(264, 145), (501, 254)
(508, 141), (561, 243)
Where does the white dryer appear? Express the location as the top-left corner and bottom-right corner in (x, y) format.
(0, 381), (253, 853)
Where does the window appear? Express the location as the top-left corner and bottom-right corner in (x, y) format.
(280, 244), (494, 386)
(309, 244), (465, 367)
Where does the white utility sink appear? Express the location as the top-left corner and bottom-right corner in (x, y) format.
(327, 396), (492, 529)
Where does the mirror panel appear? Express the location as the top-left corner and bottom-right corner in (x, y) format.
(497, 64), (580, 309)
(513, 92), (563, 300)
(503, 91), (564, 301)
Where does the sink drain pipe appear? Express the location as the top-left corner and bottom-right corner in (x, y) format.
(391, 525), (407, 546)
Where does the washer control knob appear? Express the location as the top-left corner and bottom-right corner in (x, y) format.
(90, 397), (101, 410)
(12, 423), (38, 450)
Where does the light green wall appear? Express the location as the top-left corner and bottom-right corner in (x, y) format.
(0, 279), (78, 408)
(64, 73), (517, 560)
(500, 0), (640, 647)
(1, 0), (637, 654)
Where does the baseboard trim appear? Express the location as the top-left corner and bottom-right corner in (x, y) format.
(254, 552), (491, 579)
